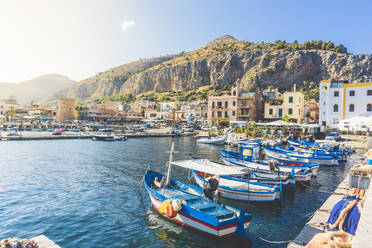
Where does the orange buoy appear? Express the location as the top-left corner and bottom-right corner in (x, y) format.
(166, 204), (177, 218)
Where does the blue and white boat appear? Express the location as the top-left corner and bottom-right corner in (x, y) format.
(143, 144), (253, 238)
(220, 151), (312, 183)
(179, 159), (282, 202)
(262, 147), (321, 173)
(272, 146), (339, 166)
(288, 139), (351, 157)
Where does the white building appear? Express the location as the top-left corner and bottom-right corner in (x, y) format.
(319, 80), (372, 127)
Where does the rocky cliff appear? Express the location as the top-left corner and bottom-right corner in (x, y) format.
(44, 36), (372, 104)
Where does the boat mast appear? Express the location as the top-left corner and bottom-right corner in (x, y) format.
(165, 142), (175, 187)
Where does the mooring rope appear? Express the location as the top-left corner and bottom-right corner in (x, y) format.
(251, 232), (294, 244)
(299, 182), (343, 194)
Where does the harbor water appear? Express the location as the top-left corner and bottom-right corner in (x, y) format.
(0, 137), (362, 247)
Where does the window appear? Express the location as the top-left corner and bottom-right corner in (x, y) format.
(288, 108), (293, 115)
(334, 91), (339, 97)
(233, 101), (236, 106)
(224, 111), (228, 118)
(233, 91), (236, 96)
(217, 102), (222, 108)
(212, 102), (215, 108)
(368, 90), (372, 96)
(349, 104), (354, 112)
(278, 109), (283, 117)
(269, 109), (273, 115)
(217, 111), (222, 117)
(225, 101), (228, 108)
(367, 104), (372, 112)
(211, 111), (214, 117)
(349, 90), (355, 96)
(289, 96), (293, 103)
(232, 111), (235, 116)
(333, 104), (338, 112)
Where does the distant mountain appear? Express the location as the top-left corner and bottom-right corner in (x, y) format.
(45, 35), (372, 104)
(38, 55), (177, 106)
(0, 74), (75, 104)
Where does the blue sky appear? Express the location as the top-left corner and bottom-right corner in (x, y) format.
(1, 0), (371, 82)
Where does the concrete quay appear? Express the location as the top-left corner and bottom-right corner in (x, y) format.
(0, 135), (91, 141)
(288, 177), (350, 248)
(0, 132), (196, 141)
(30, 235), (61, 248)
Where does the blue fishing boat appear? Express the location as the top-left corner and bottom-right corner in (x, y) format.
(272, 146), (338, 166)
(262, 147), (321, 174)
(176, 159), (282, 202)
(220, 150), (312, 183)
(143, 143), (253, 238)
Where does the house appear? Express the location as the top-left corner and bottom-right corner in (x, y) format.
(305, 99), (319, 123)
(264, 86), (305, 123)
(319, 79), (372, 127)
(208, 87), (263, 124)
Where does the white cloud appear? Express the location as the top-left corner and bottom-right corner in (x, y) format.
(121, 20), (135, 31)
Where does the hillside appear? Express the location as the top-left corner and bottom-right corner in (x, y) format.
(0, 74), (75, 104)
(39, 55), (177, 105)
(45, 36), (372, 104)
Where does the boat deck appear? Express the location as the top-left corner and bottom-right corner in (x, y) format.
(158, 187), (234, 219)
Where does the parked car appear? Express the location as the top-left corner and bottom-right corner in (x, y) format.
(201, 126), (210, 131)
(182, 126), (194, 132)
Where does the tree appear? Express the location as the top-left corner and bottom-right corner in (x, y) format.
(326, 41), (335, 50)
(7, 106), (15, 121)
(282, 115), (291, 122)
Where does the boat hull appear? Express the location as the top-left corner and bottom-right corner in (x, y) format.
(193, 172), (280, 202)
(221, 156), (312, 183)
(144, 170), (252, 238)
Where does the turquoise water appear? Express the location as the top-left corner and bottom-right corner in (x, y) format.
(0, 137), (361, 247)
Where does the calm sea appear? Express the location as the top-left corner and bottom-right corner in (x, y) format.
(0, 137), (362, 247)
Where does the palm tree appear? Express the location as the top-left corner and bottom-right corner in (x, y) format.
(7, 106), (15, 121)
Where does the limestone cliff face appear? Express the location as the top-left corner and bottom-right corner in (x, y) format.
(121, 50), (372, 95)
(44, 36), (372, 104)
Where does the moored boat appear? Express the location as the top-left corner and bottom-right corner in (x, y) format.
(272, 146), (339, 166)
(221, 153), (312, 183)
(197, 136), (226, 145)
(143, 143), (253, 238)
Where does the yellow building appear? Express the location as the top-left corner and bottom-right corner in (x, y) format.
(264, 86), (305, 123)
(57, 98), (77, 122)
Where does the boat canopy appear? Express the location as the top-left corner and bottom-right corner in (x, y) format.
(171, 159), (248, 176)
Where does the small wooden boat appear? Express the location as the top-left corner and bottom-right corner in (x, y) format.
(51, 128), (63, 135)
(185, 159), (282, 202)
(272, 146), (339, 166)
(220, 153), (312, 183)
(144, 144), (253, 238)
(197, 136), (226, 145)
(262, 147), (320, 175)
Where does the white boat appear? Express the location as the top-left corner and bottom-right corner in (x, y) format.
(182, 159), (282, 202)
(197, 136), (226, 145)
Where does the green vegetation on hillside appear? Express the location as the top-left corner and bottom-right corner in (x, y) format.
(299, 81), (319, 101)
(149, 37), (347, 70)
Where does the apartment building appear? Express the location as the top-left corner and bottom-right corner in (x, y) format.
(264, 86), (305, 123)
(208, 87), (263, 124)
(319, 80), (372, 127)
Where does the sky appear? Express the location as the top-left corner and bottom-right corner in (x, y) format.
(1, 0), (372, 83)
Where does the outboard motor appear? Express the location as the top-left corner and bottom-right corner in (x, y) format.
(268, 159), (279, 173)
(203, 177), (219, 200)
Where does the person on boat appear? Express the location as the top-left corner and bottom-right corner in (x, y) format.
(203, 177), (219, 201)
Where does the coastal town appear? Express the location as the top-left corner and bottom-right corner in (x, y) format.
(1, 1), (372, 248)
(1, 79), (371, 138)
